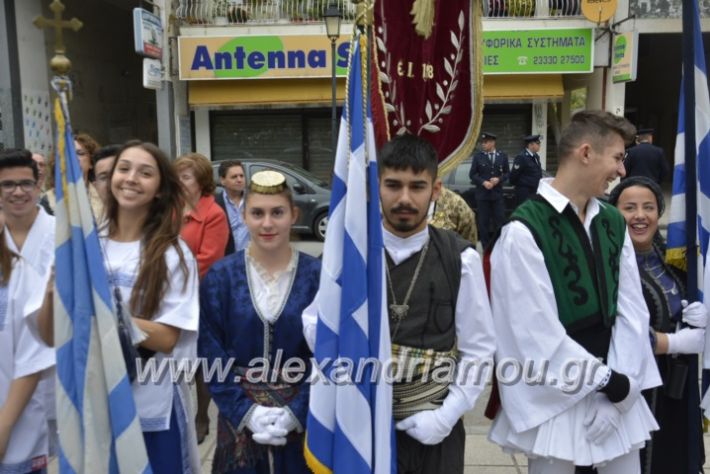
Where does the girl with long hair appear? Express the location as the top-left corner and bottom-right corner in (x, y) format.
(102, 140), (200, 472)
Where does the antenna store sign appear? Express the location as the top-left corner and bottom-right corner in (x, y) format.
(178, 35), (350, 80)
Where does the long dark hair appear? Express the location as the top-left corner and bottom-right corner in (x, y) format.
(104, 140), (188, 320)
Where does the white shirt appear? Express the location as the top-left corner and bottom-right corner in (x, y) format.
(4, 207), (57, 425)
(490, 178), (661, 434)
(0, 257), (54, 472)
(246, 247), (298, 323)
(383, 227), (496, 427)
(101, 238), (199, 431)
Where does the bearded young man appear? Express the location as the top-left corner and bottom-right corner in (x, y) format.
(376, 134), (495, 474)
(487, 111), (661, 474)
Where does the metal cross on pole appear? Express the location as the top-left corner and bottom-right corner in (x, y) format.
(33, 0), (83, 76)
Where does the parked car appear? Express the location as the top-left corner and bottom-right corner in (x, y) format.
(212, 159), (331, 241)
(443, 159), (518, 216)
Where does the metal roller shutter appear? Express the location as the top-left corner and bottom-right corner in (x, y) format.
(210, 112), (302, 166)
(477, 105), (532, 164)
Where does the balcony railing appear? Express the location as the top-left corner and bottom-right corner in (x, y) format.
(177, 0), (582, 26)
(176, 0), (357, 25)
(485, 0), (581, 17)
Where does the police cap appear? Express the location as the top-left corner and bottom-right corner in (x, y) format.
(481, 132), (497, 141)
(524, 134), (542, 143)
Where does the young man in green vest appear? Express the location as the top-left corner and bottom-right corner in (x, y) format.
(487, 111), (661, 474)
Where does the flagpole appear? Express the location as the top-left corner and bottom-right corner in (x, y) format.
(682, 0), (698, 301)
(681, 0), (704, 463)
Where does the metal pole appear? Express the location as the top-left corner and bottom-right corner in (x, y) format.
(682, 0), (698, 300)
(331, 37), (337, 160)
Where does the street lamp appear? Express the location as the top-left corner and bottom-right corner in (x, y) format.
(324, 2), (341, 160)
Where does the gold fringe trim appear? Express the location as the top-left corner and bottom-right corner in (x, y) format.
(410, 0), (436, 39)
(304, 435), (334, 474)
(665, 247), (688, 272)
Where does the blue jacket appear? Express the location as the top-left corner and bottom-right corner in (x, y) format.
(510, 149), (543, 190)
(468, 150), (510, 200)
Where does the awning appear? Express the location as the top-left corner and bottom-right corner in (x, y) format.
(188, 74), (565, 107)
(483, 74), (564, 100)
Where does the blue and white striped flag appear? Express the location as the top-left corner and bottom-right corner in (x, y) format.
(666, 0), (710, 290)
(52, 79), (151, 474)
(304, 32), (395, 473)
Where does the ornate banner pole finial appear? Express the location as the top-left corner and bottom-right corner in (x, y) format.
(33, 0), (83, 76)
(351, 0), (373, 27)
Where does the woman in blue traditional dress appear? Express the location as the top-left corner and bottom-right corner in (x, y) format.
(102, 141), (201, 473)
(609, 176), (705, 474)
(199, 170), (321, 474)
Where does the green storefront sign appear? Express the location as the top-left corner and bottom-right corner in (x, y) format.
(482, 28), (593, 74)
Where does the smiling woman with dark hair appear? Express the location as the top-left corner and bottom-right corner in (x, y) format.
(609, 176), (705, 473)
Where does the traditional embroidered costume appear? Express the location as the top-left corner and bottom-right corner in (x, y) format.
(383, 225), (495, 473)
(199, 248), (320, 474)
(488, 179), (661, 471)
(635, 246), (704, 473)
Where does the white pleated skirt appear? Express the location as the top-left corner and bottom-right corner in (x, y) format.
(488, 392), (658, 467)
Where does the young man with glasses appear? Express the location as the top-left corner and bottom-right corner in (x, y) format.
(0, 148), (55, 474)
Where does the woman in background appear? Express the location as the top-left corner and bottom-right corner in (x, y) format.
(174, 152), (230, 443)
(609, 176), (705, 474)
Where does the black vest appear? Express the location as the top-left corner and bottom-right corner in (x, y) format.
(387, 226), (471, 351)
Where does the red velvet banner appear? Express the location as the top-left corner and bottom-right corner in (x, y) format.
(371, 0), (483, 175)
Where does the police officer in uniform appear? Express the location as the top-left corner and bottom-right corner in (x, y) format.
(623, 128), (670, 185)
(510, 134), (543, 206)
(469, 132), (509, 248)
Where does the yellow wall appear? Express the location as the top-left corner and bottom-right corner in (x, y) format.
(187, 74), (564, 107)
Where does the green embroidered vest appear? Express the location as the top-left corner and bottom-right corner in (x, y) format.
(511, 196), (626, 332)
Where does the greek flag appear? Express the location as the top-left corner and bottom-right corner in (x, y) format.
(666, 0), (710, 290)
(52, 79), (151, 473)
(304, 33), (395, 473)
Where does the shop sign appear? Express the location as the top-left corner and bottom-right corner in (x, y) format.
(133, 8), (163, 59)
(178, 35), (350, 80)
(143, 58), (163, 90)
(482, 28), (593, 74)
(612, 32), (638, 83)
(178, 28), (594, 80)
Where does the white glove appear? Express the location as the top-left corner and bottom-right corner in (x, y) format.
(612, 375), (640, 413)
(584, 392), (621, 444)
(667, 327), (706, 354)
(247, 405), (288, 446)
(681, 300), (708, 328)
(252, 424), (289, 446)
(395, 410), (453, 445)
(274, 410), (300, 433)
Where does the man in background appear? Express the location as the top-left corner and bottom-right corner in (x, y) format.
(623, 128), (670, 185)
(469, 132), (509, 248)
(510, 134), (543, 205)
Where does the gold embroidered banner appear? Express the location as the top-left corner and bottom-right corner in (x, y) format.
(371, 0), (483, 175)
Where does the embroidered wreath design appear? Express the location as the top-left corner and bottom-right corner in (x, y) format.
(375, 10), (465, 136)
